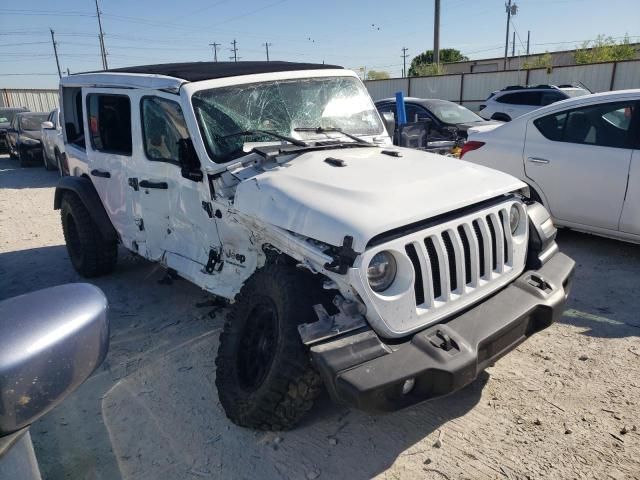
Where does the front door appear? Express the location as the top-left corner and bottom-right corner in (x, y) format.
(132, 92), (219, 267)
(524, 100), (636, 231)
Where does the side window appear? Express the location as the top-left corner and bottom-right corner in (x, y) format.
(540, 92), (565, 106)
(534, 101), (636, 148)
(405, 104), (431, 123)
(140, 97), (189, 163)
(86, 94), (132, 155)
(497, 92), (541, 105)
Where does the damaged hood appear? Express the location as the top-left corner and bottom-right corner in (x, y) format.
(234, 146), (525, 252)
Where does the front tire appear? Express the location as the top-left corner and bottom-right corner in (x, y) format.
(60, 193), (117, 277)
(43, 149), (55, 170)
(215, 265), (322, 431)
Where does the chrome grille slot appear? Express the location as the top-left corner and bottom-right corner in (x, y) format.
(404, 203), (520, 309)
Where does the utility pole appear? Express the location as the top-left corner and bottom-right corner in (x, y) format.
(433, 0), (440, 65)
(526, 30), (530, 56)
(209, 42), (220, 62)
(230, 39), (239, 62)
(503, 0), (517, 70)
(50, 29), (62, 79)
(401, 47), (409, 77)
(94, 0), (108, 70)
(263, 42), (272, 61)
(512, 31), (516, 57)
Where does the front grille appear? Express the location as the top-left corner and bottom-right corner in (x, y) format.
(405, 204), (515, 308)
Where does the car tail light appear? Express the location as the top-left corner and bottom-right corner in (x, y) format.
(479, 104), (486, 111)
(460, 141), (485, 158)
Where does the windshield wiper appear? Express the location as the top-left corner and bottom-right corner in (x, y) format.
(293, 127), (374, 145)
(219, 129), (308, 147)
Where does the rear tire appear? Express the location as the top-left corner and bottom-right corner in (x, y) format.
(60, 193), (117, 277)
(215, 265), (322, 431)
(43, 149), (54, 170)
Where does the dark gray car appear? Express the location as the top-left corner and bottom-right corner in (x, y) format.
(0, 107), (29, 152)
(6, 112), (48, 167)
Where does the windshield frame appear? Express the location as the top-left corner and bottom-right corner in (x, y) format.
(185, 70), (386, 165)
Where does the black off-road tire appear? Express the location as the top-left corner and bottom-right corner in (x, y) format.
(60, 193), (117, 277)
(215, 265), (323, 431)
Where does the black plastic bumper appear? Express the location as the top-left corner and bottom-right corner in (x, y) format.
(311, 251), (575, 413)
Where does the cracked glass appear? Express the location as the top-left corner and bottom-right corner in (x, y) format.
(192, 76), (383, 163)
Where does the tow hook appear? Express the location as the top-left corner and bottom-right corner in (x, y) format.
(430, 329), (459, 352)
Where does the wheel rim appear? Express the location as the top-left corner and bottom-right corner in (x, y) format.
(237, 300), (279, 391)
(65, 212), (83, 264)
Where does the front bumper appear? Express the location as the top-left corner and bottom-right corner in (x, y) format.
(311, 251), (575, 413)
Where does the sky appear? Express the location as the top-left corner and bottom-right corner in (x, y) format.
(1, 0), (639, 89)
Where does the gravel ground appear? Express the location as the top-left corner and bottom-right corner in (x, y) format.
(1, 153), (639, 480)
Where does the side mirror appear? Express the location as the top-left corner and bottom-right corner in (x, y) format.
(0, 283), (109, 437)
(178, 138), (203, 182)
(41, 121), (55, 130)
(381, 111), (396, 138)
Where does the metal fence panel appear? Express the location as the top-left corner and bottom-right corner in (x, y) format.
(527, 63), (614, 92)
(612, 61), (640, 90)
(365, 78), (409, 101)
(1, 89), (59, 112)
(410, 75), (461, 101)
(461, 71), (525, 101)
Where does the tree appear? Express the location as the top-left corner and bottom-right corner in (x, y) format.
(574, 34), (636, 64)
(523, 52), (553, 70)
(408, 48), (468, 77)
(366, 70), (390, 80)
(410, 63), (447, 77)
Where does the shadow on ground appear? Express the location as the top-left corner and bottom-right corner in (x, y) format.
(556, 229), (640, 338)
(0, 154), (60, 189)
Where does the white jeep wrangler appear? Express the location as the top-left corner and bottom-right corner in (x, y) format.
(55, 61), (575, 430)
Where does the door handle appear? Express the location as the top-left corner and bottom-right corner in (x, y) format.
(91, 169), (111, 178)
(527, 157), (550, 165)
(139, 180), (168, 190)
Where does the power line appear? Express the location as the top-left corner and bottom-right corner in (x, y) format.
(209, 42), (221, 62)
(263, 42), (272, 61)
(401, 47), (409, 78)
(50, 29), (62, 79)
(94, 0), (108, 69)
(230, 39), (239, 62)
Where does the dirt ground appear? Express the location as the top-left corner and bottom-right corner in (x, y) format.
(1, 153), (639, 480)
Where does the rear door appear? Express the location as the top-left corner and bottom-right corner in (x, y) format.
(524, 100), (636, 230)
(84, 89), (141, 247)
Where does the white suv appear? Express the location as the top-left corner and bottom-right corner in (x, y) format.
(479, 84), (589, 122)
(55, 61), (574, 430)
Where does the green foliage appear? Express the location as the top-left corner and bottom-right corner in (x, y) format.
(408, 48), (467, 77)
(523, 52), (553, 70)
(366, 70), (390, 80)
(410, 63), (447, 77)
(574, 34), (636, 64)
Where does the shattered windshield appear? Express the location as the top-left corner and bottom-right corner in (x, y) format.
(192, 76), (383, 163)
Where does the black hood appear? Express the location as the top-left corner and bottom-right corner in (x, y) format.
(21, 130), (42, 141)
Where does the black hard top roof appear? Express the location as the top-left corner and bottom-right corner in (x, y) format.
(102, 61), (343, 82)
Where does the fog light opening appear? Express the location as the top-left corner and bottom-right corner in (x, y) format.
(402, 378), (415, 395)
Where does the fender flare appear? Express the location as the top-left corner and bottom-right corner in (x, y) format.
(54, 176), (118, 243)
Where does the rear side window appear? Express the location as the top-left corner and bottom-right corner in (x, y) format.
(496, 91), (542, 106)
(534, 101), (637, 148)
(141, 97), (189, 164)
(86, 94), (132, 155)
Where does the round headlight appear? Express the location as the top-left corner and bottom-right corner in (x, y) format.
(367, 251), (397, 292)
(509, 204), (521, 234)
